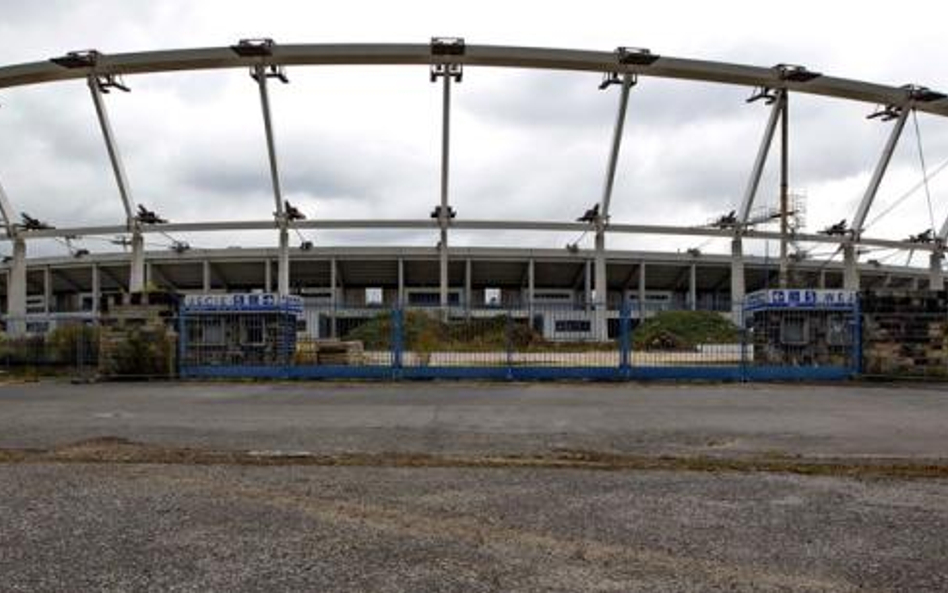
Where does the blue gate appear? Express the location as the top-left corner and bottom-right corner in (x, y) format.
(178, 293), (860, 381)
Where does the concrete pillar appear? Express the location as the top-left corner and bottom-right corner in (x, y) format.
(397, 258), (405, 307)
(583, 259), (592, 313)
(818, 269), (827, 289)
(91, 263), (101, 315)
(637, 262), (647, 318)
(843, 243), (860, 291)
(330, 257), (338, 339)
(7, 238), (26, 334)
(929, 251), (945, 291)
(264, 259), (272, 293)
(593, 231), (608, 340)
(43, 266), (51, 314)
(439, 228), (449, 317)
(129, 231), (145, 293)
(277, 226), (290, 296)
(688, 263), (697, 311)
(730, 238), (745, 323)
(912, 276), (920, 290)
(202, 260), (211, 293)
(527, 258), (535, 320)
(145, 263), (153, 290)
(464, 258), (472, 317)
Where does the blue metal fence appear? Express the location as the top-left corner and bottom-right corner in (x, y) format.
(178, 298), (860, 381)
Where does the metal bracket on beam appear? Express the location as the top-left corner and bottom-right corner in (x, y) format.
(251, 63), (288, 84)
(93, 73), (130, 93)
(746, 86), (778, 104)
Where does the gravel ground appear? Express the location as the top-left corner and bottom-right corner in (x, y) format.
(1, 464), (947, 592)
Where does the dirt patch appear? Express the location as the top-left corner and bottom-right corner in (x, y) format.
(0, 437), (945, 479)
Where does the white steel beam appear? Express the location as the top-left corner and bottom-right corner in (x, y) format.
(599, 73), (634, 220)
(0, 177), (18, 238)
(851, 107), (910, 237)
(254, 64), (285, 220)
(8, 45), (947, 117)
(737, 90), (784, 226)
(88, 76), (135, 224)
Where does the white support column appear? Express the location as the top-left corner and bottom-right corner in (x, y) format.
(593, 233), (608, 340)
(202, 260), (211, 292)
(91, 263), (101, 315)
(130, 233), (145, 293)
(819, 269), (827, 289)
(7, 238), (26, 334)
(843, 243), (860, 290)
(278, 226), (290, 296)
(145, 262), (153, 290)
(778, 91), (790, 288)
(929, 252), (944, 291)
(689, 263), (697, 311)
(730, 238), (745, 322)
(264, 259), (272, 292)
(397, 258), (405, 307)
(435, 67), (455, 317)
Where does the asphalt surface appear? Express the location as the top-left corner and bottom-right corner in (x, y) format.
(1, 380), (947, 592)
(0, 381), (945, 458)
(1, 464), (946, 592)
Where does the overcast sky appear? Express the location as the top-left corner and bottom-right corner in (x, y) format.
(0, 0), (946, 265)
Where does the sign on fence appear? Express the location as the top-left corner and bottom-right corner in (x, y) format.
(744, 289), (856, 311)
(182, 293), (304, 314)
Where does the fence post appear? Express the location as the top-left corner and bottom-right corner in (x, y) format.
(391, 307), (403, 379)
(852, 294), (863, 377)
(505, 309), (514, 380)
(177, 307), (186, 379)
(739, 299), (748, 383)
(619, 300), (631, 379)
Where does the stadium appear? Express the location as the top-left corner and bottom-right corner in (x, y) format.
(0, 39), (945, 348)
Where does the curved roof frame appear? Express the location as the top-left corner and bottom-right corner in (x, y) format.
(0, 42), (945, 253)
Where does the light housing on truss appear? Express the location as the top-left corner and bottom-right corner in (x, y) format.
(774, 63), (821, 83)
(430, 37), (465, 56)
(50, 50), (100, 69)
(903, 84), (948, 103)
(617, 47), (660, 66)
(231, 38), (275, 57)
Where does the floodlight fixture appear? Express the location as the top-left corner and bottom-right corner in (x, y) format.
(232, 38), (275, 57)
(50, 50), (99, 69)
(616, 46), (660, 66)
(774, 63), (821, 83)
